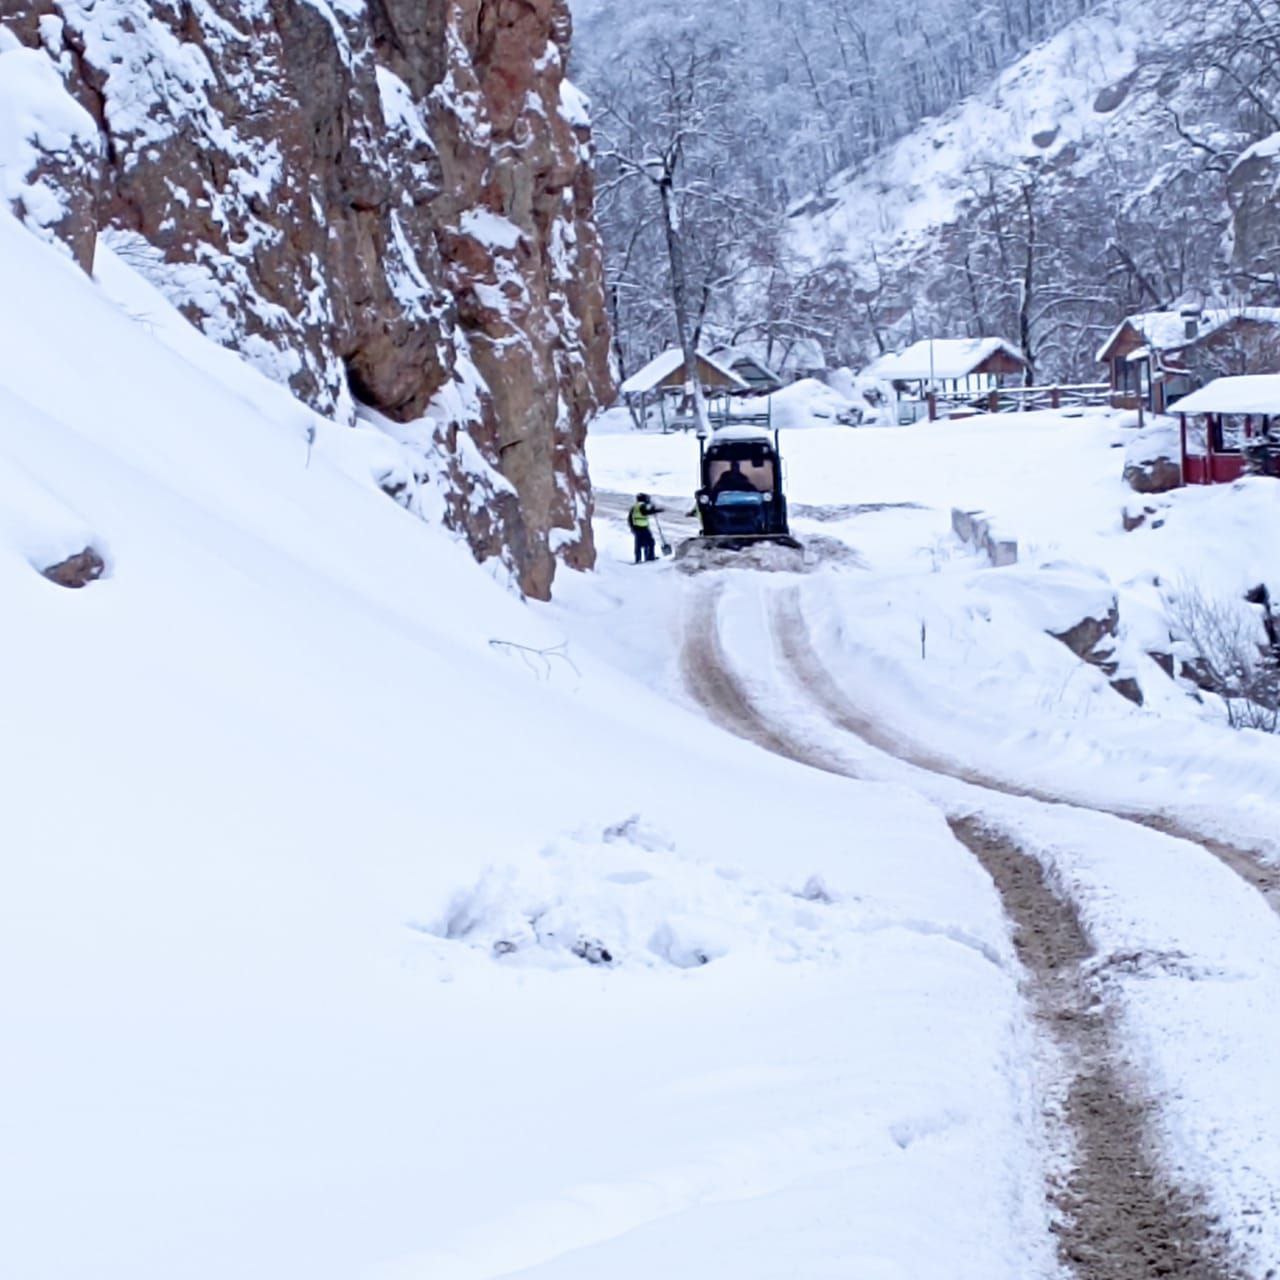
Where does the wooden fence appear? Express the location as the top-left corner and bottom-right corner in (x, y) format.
(927, 382), (1112, 420)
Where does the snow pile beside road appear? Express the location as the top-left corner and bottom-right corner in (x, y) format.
(762, 376), (860, 429)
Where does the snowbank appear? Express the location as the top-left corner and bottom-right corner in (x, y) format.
(762, 376), (860, 429)
(0, 207), (1052, 1280)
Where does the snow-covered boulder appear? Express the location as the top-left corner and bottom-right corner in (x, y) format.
(1123, 418), (1183, 494)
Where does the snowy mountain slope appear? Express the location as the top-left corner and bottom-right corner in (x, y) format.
(783, 0), (1260, 375)
(0, 212), (1055, 1278)
(569, 0), (1098, 201)
(790, 4), (1156, 265)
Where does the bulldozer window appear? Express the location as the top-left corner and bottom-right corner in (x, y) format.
(708, 457), (774, 494)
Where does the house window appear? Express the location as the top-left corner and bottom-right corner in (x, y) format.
(1117, 360), (1141, 396)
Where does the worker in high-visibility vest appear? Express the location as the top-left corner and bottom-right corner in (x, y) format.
(627, 493), (663, 564)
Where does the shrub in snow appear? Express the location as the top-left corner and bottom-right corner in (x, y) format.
(797, 875), (834, 904)
(1165, 581), (1280, 732)
(417, 829), (871, 973)
(647, 917), (731, 969)
(600, 813), (674, 852)
(570, 938), (614, 966)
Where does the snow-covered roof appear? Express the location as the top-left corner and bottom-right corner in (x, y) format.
(1096, 308), (1280, 363)
(620, 348), (749, 395)
(1169, 375), (1280, 416)
(865, 337), (1025, 382)
(708, 345), (781, 380)
(711, 424), (773, 444)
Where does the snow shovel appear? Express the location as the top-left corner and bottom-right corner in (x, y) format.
(654, 516), (673, 557)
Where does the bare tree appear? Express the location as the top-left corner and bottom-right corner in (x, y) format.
(597, 42), (769, 431)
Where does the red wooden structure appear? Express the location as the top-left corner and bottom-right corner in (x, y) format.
(1173, 375), (1280, 485)
(1178, 421), (1247, 485)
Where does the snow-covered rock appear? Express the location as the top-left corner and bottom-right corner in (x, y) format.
(0, 36), (99, 268)
(1, 0), (613, 597)
(1123, 419), (1184, 494)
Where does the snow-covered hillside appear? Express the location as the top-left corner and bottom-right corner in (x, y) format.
(1, 207), (1060, 1277)
(783, 0), (1269, 374)
(789, 4), (1159, 271)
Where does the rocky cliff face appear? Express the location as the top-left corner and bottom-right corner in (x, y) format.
(0, 0), (612, 597)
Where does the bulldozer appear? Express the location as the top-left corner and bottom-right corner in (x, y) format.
(689, 422), (800, 551)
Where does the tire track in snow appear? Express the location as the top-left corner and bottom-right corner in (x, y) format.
(1121, 816), (1280, 914)
(678, 581), (849, 775)
(950, 819), (1241, 1280)
(770, 587), (1280, 918)
(681, 579), (1248, 1280)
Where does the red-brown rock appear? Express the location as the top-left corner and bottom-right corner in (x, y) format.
(2, 0), (613, 598)
(42, 546), (104, 588)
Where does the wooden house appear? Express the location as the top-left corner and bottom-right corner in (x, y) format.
(864, 338), (1027, 421)
(707, 346), (785, 395)
(1098, 307), (1280, 416)
(1171, 375), (1280, 485)
(619, 348), (749, 431)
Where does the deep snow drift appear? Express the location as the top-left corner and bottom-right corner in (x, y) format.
(0, 211), (1058, 1278)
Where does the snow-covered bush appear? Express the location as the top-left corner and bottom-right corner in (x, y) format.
(1166, 582), (1280, 732)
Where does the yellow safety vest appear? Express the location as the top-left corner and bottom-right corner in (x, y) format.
(630, 503), (650, 530)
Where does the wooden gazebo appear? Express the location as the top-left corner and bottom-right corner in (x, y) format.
(1170, 375), (1280, 484)
(620, 348), (749, 431)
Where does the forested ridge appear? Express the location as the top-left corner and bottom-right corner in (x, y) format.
(572, 0), (1280, 383)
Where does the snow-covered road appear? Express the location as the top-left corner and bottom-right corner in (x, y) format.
(686, 570), (1280, 1277)
(584, 416), (1280, 1278)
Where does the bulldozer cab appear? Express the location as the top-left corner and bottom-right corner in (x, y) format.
(695, 426), (793, 544)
